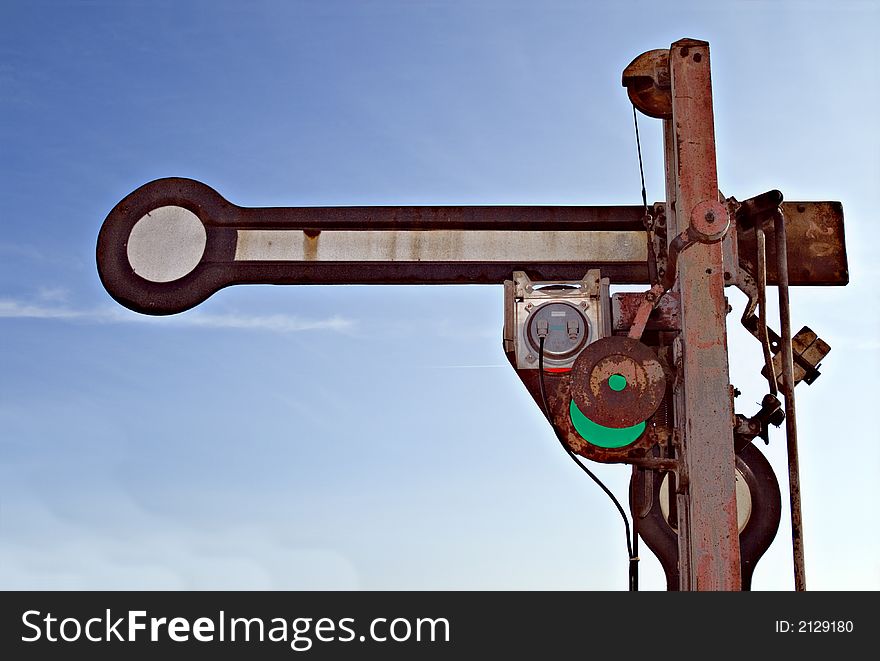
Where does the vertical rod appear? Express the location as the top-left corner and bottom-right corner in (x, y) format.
(773, 209), (807, 591)
(662, 118), (693, 589)
(667, 38), (742, 591)
(631, 465), (640, 591)
(755, 224), (778, 395)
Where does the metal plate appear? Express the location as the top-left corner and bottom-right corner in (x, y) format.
(737, 201), (848, 286)
(569, 336), (666, 428)
(612, 291), (680, 333)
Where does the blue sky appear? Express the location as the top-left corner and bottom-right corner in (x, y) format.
(1, 0), (878, 590)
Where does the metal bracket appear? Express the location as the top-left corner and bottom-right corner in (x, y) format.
(734, 394), (785, 452)
(733, 194), (831, 389)
(763, 327), (829, 388)
(626, 198), (730, 342)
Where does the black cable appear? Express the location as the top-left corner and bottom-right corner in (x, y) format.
(537, 336), (638, 591)
(631, 489), (639, 591)
(632, 105), (649, 215)
(633, 104), (659, 288)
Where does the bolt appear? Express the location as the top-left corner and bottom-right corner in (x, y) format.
(579, 301), (587, 308)
(525, 354), (536, 363)
(525, 303), (533, 311)
(705, 211), (715, 224)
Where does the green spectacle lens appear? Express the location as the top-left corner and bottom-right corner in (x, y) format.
(569, 399), (645, 449)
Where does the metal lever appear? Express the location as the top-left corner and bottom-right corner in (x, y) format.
(627, 199), (729, 341)
(97, 178), (651, 316)
(772, 208), (807, 592)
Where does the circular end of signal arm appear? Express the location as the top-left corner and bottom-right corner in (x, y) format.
(96, 177), (236, 316)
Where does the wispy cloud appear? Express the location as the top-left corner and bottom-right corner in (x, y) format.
(0, 242), (85, 270)
(0, 300), (83, 320)
(37, 286), (71, 303)
(433, 318), (499, 340)
(0, 298), (354, 334)
(416, 364), (508, 369)
(175, 311), (353, 333)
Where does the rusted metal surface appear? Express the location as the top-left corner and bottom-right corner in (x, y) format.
(552, 375), (661, 464)
(648, 202), (670, 284)
(737, 201), (848, 286)
(754, 218), (779, 394)
(741, 282), (830, 389)
(689, 200), (730, 243)
(622, 49), (672, 119)
(233, 229), (643, 263)
(569, 337), (666, 428)
(613, 291), (680, 333)
(97, 179), (848, 316)
(659, 199), (730, 293)
(661, 229), (695, 291)
(666, 38), (742, 590)
(503, 273), (671, 465)
(763, 326), (829, 388)
(773, 209), (807, 591)
(733, 394), (785, 452)
(625, 284), (666, 340)
(504, 347), (662, 465)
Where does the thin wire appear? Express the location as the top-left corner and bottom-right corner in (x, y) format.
(633, 105), (649, 215)
(537, 337), (638, 591)
(634, 104), (659, 287)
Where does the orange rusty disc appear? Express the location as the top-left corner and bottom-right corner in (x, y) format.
(569, 336), (666, 428)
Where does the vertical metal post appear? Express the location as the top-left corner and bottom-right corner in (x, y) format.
(774, 210), (807, 591)
(665, 39), (742, 590)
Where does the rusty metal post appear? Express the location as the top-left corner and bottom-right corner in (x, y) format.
(773, 209), (807, 591)
(665, 39), (742, 590)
